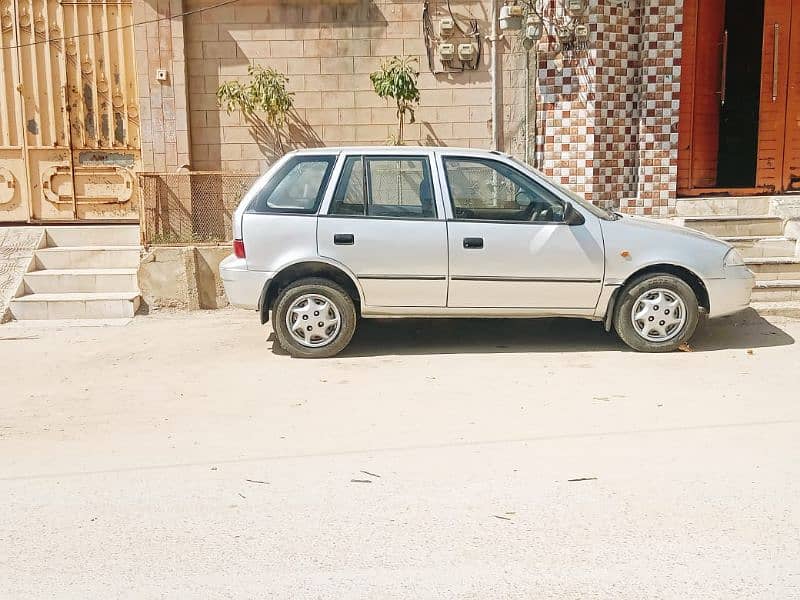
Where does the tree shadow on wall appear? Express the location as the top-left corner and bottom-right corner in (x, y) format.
(246, 110), (324, 165)
(180, 0), (386, 171)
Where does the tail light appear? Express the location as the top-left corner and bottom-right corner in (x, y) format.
(233, 239), (246, 259)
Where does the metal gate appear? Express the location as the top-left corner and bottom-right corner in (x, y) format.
(0, 0), (140, 222)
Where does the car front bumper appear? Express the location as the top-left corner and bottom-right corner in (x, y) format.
(706, 266), (755, 318)
(219, 255), (272, 310)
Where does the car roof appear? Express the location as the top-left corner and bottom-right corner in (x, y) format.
(286, 146), (510, 158)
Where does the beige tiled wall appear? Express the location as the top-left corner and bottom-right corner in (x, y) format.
(134, 0), (192, 172)
(180, 0), (501, 172)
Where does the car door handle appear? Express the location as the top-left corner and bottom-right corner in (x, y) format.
(334, 233), (354, 245)
(463, 237), (484, 249)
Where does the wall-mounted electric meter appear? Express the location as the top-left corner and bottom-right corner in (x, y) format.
(439, 17), (454, 37)
(565, 0), (588, 17)
(574, 23), (589, 43)
(457, 43), (475, 61)
(499, 3), (523, 30)
(438, 42), (456, 61)
(525, 14), (543, 41)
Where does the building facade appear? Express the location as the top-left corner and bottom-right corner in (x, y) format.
(2, 0), (800, 224)
(137, 0), (683, 215)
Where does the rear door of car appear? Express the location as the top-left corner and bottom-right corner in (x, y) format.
(318, 151), (449, 308)
(242, 154), (337, 273)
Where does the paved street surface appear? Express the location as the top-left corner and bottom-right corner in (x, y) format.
(1, 308), (799, 599)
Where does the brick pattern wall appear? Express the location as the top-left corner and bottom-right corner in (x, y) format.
(529, 0), (683, 214)
(134, 0), (686, 215)
(134, 0), (192, 172)
(592, 1), (642, 204)
(629, 0), (683, 215)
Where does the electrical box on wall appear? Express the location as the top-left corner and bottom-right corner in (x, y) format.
(457, 43), (475, 61)
(438, 43), (456, 61)
(566, 0), (588, 17)
(155, 68), (168, 82)
(439, 17), (454, 37)
(525, 14), (543, 41)
(499, 4), (523, 31)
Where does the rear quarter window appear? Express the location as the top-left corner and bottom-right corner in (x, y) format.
(248, 156), (335, 214)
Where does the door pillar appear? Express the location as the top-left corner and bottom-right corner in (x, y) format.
(133, 0), (192, 172)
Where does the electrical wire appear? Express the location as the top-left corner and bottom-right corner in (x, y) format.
(445, 0), (469, 36)
(422, 1), (437, 73)
(0, 0), (244, 51)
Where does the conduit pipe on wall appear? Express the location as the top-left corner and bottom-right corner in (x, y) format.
(525, 44), (539, 167)
(490, 0), (501, 151)
(524, 45), (530, 163)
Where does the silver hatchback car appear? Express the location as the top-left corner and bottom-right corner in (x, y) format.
(221, 147), (754, 357)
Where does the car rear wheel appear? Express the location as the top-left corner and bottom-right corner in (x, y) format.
(273, 278), (357, 358)
(613, 273), (700, 352)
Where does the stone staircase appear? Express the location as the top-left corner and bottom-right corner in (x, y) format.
(676, 197), (800, 317)
(9, 225), (141, 321)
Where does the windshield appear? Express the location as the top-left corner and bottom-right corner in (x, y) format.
(508, 157), (619, 220)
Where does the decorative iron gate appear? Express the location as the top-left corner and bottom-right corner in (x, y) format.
(0, 0), (140, 222)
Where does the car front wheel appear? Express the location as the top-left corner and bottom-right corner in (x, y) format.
(273, 278), (357, 358)
(613, 273), (700, 352)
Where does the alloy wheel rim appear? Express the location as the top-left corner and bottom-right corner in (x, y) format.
(630, 288), (687, 343)
(285, 293), (342, 348)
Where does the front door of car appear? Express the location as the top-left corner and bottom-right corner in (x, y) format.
(318, 154), (448, 308)
(440, 156), (605, 309)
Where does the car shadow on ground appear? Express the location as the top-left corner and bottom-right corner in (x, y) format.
(268, 308), (795, 357)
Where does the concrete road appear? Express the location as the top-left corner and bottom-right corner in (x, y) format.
(1, 309), (799, 599)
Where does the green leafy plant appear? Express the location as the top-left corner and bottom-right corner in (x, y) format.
(370, 56), (420, 145)
(217, 65), (295, 152)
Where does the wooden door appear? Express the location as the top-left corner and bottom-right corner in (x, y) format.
(755, 0), (792, 192)
(677, 0), (726, 192)
(678, 0), (800, 195)
(782, 0), (800, 190)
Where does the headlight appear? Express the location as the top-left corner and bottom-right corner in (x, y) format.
(723, 248), (745, 268)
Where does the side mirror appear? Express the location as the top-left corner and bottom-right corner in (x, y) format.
(563, 202), (585, 226)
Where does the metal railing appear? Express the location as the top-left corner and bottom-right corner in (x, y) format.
(138, 172), (258, 245)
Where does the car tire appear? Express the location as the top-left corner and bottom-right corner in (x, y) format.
(273, 278), (357, 358)
(613, 273), (700, 353)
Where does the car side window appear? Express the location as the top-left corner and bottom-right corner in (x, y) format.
(329, 156), (437, 219)
(443, 157), (565, 222)
(329, 156), (366, 215)
(249, 156), (335, 213)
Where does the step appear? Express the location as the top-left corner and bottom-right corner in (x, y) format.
(34, 246), (141, 269)
(745, 257), (800, 280)
(45, 225), (140, 248)
(721, 236), (797, 258)
(751, 280), (800, 302)
(675, 196), (771, 217)
(750, 301), (800, 319)
(1, 318), (133, 329)
(9, 292), (140, 320)
(23, 268), (138, 294)
(683, 216), (784, 237)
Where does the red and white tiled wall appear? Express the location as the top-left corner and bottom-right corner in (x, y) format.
(520, 0), (683, 216)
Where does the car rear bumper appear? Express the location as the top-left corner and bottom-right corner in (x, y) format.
(219, 255), (272, 310)
(706, 266), (755, 318)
